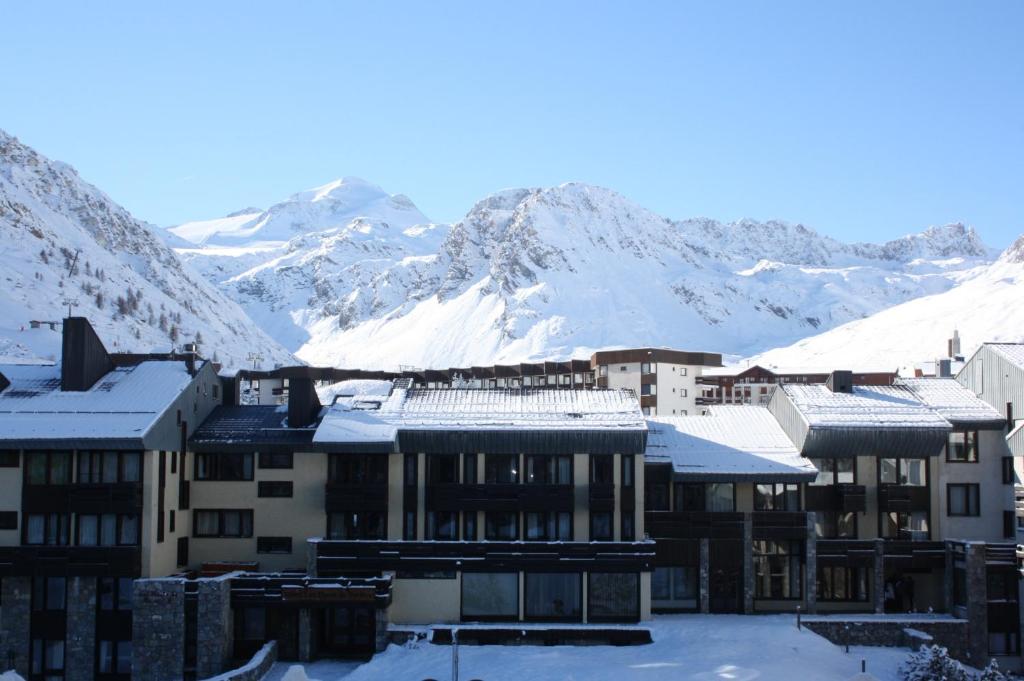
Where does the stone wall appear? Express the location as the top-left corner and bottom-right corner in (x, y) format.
(66, 576), (97, 681)
(804, 618), (969, 663)
(0, 576), (31, 677)
(196, 575), (234, 678)
(200, 641), (277, 681)
(132, 578), (186, 681)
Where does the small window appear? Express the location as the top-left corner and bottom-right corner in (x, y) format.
(947, 484), (980, 516)
(258, 452), (294, 469)
(0, 451), (19, 467)
(195, 452), (254, 481)
(194, 509), (253, 538)
(947, 431), (979, 462)
(0, 511), (16, 530)
(256, 536), (292, 554)
(1003, 457), (1015, 485)
(590, 511), (613, 541)
(257, 481), (293, 498)
(619, 365), (627, 372)
(169, 510), (176, 533)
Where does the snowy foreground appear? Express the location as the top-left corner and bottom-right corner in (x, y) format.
(267, 615), (914, 681)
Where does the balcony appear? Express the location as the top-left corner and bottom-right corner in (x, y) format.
(425, 483), (574, 512)
(644, 511), (745, 540)
(589, 483), (615, 512)
(22, 483), (143, 514)
(878, 485), (929, 512)
(816, 539), (946, 569)
(804, 484), (867, 514)
(324, 483), (388, 512)
(0, 545), (141, 577)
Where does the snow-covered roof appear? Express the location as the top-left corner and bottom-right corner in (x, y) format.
(0, 360), (193, 446)
(702, 364), (896, 379)
(896, 377), (1004, 426)
(316, 379), (394, 405)
(645, 406), (816, 481)
(781, 384), (950, 430)
(987, 343), (1024, 371)
(313, 387), (646, 454)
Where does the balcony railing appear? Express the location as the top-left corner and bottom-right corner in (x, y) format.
(425, 483), (574, 512)
(23, 483), (144, 514)
(325, 483), (388, 512)
(805, 484), (867, 513)
(878, 485), (929, 512)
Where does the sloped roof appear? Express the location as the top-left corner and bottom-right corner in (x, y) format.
(645, 406), (817, 481)
(987, 343), (1024, 371)
(1008, 421), (1024, 458)
(782, 384), (950, 430)
(190, 405), (317, 453)
(897, 377), (1004, 427)
(0, 361), (193, 447)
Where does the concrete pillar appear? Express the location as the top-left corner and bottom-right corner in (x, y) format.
(699, 538), (710, 614)
(0, 576), (31, 678)
(132, 579), (185, 681)
(743, 514), (754, 614)
(964, 543), (988, 667)
(298, 608), (313, 662)
(375, 606), (390, 652)
(873, 539), (885, 614)
(196, 576), (233, 678)
(66, 576), (97, 681)
(306, 538), (318, 577)
(943, 541), (954, 613)
(804, 513), (817, 615)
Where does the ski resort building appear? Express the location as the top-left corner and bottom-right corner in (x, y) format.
(697, 364), (897, 407)
(0, 319), (1022, 679)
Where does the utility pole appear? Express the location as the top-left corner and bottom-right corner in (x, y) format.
(62, 298), (79, 319)
(246, 352), (264, 372)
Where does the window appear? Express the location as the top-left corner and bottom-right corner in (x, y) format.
(98, 577), (133, 611)
(76, 514), (139, 546)
(25, 451), (72, 485)
(193, 510), (253, 538)
(590, 511), (613, 541)
(1003, 457), (1015, 485)
(257, 481), (293, 498)
(651, 567), (698, 609)
(463, 511), (477, 541)
(256, 536), (292, 554)
(195, 453), (253, 481)
(707, 483), (735, 512)
(640, 383), (656, 396)
(235, 607), (266, 643)
(641, 362), (652, 375)
(485, 511), (518, 540)
(525, 573), (582, 621)
(327, 511), (385, 540)
(753, 540), (802, 600)
(882, 511), (929, 540)
(599, 365), (608, 377)
(525, 511), (572, 541)
(25, 513), (70, 545)
(485, 455), (519, 484)
(673, 483), (704, 512)
(97, 639), (132, 675)
(403, 510), (417, 541)
(590, 455), (613, 484)
(425, 511), (458, 540)
(947, 483), (980, 516)
(880, 457), (926, 486)
(461, 573), (518, 621)
(808, 458), (855, 485)
(32, 576), (66, 610)
(176, 537), (189, 567)
(524, 455), (571, 484)
(169, 510), (176, 533)
(403, 453), (418, 486)
(621, 511), (635, 541)
(426, 454), (459, 484)
(171, 451), (177, 474)
(588, 573), (640, 621)
(0, 511), (17, 530)
(815, 511), (856, 538)
(463, 454), (477, 484)
(817, 566), (868, 602)
(646, 480), (670, 511)
(754, 483), (801, 511)
(621, 455), (634, 488)
(30, 639), (65, 678)
(258, 452), (293, 469)
(947, 431), (979, 462)
(0, 450), (18, 467)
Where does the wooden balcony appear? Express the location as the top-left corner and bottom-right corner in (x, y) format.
(805, 484), (867, 513)
(0, 545), (141, 577)
(425, 483), (574, 512)
(324, 483), (388, 512)
(23, 483), (143, 514)
(589, 483), (616, 512)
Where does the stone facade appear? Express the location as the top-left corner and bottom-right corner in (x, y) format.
(804, 618), (969, 663)
(963, 543), (989, 667)
(803, 513), (817, 614)
(196, 575), (234, 678)
(698, 538), (710, 614)
(0, 576), (31, 677)
(66, 576), (97, 681)
(132, 578), (186, 681)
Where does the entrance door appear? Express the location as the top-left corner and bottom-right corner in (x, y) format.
(321, 606), (376, 658)
(709, 539), (743, 613)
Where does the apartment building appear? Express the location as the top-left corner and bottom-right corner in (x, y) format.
(0, 318), (221, 681)
(698, 364), (896, 407)
(591, 348), (722, 416)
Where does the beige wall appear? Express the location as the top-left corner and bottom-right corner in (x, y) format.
(389, 574), (462, 624)
(0, 454), (22, 547)
(187, 451), (326, 572)
(141, 449), (183, 578)
(933, 429), (1014, 542)
(387, 453), (404, 540)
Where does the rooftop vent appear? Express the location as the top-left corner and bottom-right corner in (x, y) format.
(825, 370), (854, 394)
(287, 376), (322, 428)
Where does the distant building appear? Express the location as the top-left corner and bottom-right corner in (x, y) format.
(591, 348), (722, 416)
(698, 364), (897, 407)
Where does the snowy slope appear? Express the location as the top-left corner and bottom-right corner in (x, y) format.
(175, 180), (993, 370)
(0, 129), (293, 370)
(749, 235), (1024, 374)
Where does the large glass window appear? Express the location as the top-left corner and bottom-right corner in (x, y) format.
(588, 573), (640, 622)
(590, 511), (613, 541)
(754, 483), (801, 511)
(25, 451), (72, 485)
(25, 513), (70, 546)
(98, 577), (134, 611)
(425, 511), (458, 540)
(947, 431), (979, 463)
(485, 455), (519, 484)
(76, 514), (139, 546)
(461, 573), (518, 620)
(809, 458), (855, 485)
(814, 511), (856, 538)
(882, 511), (929, 540)
(590, 456), (613, 484)
(485, 511), (518, 540)
(753, 540), (802, 600)
(525, 573), (582, 621)
(673, 483), (704, 512)
(78, 451), (141, 484)
(525, 455), (571, 484)
(30, 639), (65, 677)
(651, 566), (698, 610)
(646, 481), (670, 511)
(426, 454), (459, 484)
(817, 566), (869, 602)
(32, 576), (66, 611)
(707, 483), (735, 512)
(881, 457), (927, 486)
(327, 511), (385, 540)
(195, 453), (253, 481)
(525, 511), (571, 541)
(97, 639), (132, 675)
(193, 509), (253, 538)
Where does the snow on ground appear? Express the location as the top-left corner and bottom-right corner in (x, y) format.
(264, 615), (913, 681)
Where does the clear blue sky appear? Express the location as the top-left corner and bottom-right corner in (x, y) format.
(1, 1), (1022, 246)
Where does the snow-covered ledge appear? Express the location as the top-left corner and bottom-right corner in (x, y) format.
(199, 641), (277, 681)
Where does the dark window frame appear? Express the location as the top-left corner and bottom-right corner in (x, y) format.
(327, 510), (386, 540)
(258, 452), (294, 470)
(460, 572), (519, 622)
(194, 452), (254, 481)
(523, 572), (583, 623)
(586, 572), (641, 623)
(947, 483), (980, 517)
(329, 453), (387, 484)
(754, 482), (801, 512)
(946, 430), (980, 463)
(75, 513), (140, 547)
(817, 565), (869, 602)
(484, 454), (520, 484)
(257, 481), (293, 498)
(524, 511), (573, 541)
(256, 536), (293, 554)
(193, 509), (254, 538)
(590, 510), (613, 541)
(484, 510), (519, 540)
(25, 450), (73, 485)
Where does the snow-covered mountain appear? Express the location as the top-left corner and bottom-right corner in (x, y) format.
(173, 180), (996, 370)
(748, 234), (1024, 374)
(0, 130), (294, 369)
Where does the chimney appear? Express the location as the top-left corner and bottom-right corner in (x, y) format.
(61, 317), (113, 391)
(825, 370), (853, 394)
(287, 376), (322, 428)
(948, 329), (961, 359)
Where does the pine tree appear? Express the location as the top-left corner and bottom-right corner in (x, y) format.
(194, 331), (203, 346)
(901, 645), (967, 681)
(39, 249), (48, 264)
(158, 313), (168, 332)
(169, 324), (179, 343)
(980, 659), (1012, 681)
(94, 292), (104, 309)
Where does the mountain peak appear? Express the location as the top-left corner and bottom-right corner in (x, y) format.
(999, 234), (1024, 264)
(288, 176), (385, 204)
